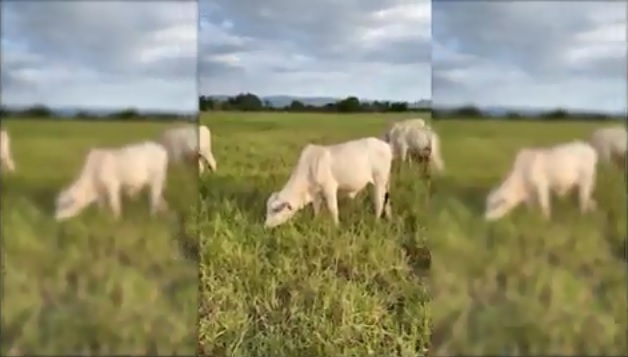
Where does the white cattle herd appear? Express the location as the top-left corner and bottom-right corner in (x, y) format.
(0, 121), (625, 225)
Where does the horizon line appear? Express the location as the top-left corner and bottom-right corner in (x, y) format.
(202, 94), (430, 102)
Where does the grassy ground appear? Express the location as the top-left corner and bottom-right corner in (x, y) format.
(199, 113), (626, 356)
(9, 115), (620, 354)
(198, 112), (431, 357)
(429, 119), (627, 355)
(1, 119), (197, 355)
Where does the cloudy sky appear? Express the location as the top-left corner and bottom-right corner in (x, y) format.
(199, 0), (431, 102)
(1, 1), (197, 113)
(433, 1), (627, 114)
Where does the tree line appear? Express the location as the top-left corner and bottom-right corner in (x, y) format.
(199, 93), (428, 113)
(200, 93), (623, 121)
(1, 96), (622, 122)
(0, 105), (193, 121)
(433, 105), (623, 121)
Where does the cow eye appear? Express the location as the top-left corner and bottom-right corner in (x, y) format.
(59, 198), (74, 209)
(272, 204), (286, 213)
(272, 202), (294, 213)
(491, 198), (505, 207)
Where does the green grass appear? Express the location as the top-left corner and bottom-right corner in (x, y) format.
(198, 113), (626, 356)
(429, 119), (627, 355)
(7, 114), (622, 355)
(1, 119), (197, 355)
(198, 112), (431, 357)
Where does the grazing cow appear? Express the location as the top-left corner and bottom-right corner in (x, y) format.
(384, 118), (445, 173)
(588, 125), (627, 170)
(1, 129), (16, 172)
(484, 141), (598, 221)
(264, 137), (393, 228)
(382, 118), (427, 142)
(158, 125), (216, 174)
(54, 141), (169, 221)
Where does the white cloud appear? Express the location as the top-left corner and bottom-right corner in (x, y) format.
(1, 1), (197, 113)
(199, 0), (431, 102)
(433, 1), (627, 113)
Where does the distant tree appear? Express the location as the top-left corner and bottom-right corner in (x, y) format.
(505, 111), (522, 119)
(199, 96), (214, 111)
(229, 93), (263, 111)
(218, 100), (232, 111)
(453, 105), (483, 118)
(542, 108), (569, 120)
(389, 101), (409, 113)
(430, 109), (448, 120)
(75, 110), (93, 119)
(22, 104), (52, 118)
(586, 113), (611, 121)
(371, 100), (390, 113)
(111, 108), (140, 120)
(288, 100), (306, 112)
(263, 99), (273, 110)
(336, 96), (361, 113)
(323, 103), (336, 112)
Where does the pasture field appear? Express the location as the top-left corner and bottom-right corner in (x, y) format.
(200, 112), (626, 356)
(198, 112), (431, 357)
(1, 119), (197, 355)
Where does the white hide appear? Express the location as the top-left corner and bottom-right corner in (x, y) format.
(265, 137), (393, 228)
(588, 126), (627, 169)
(55, 141), (169, 221)
(0, 129), (16, 172)
(382, 118), (426, 142)
(158, 125), (216, 174)
(384, 119), (445, 173)
(484, 141), (598, 221)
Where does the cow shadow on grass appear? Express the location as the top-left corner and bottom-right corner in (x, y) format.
(169, 211), (200, 264)
(2, 176), (62, 217)
(431, 176), (490, 217)
(603, 209), (628, 264)
(199, 173), (275, 224)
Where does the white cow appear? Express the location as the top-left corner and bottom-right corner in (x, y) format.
(158, 125), (216, 174)
(1, 129), (16, 172)
(588, 125), (627, 169)
(382, 118), (427, 142)
(484, 141), (598, 221)
(384, 118), (445, 173)
(54, 141), (169, 221)
(264, 137), (393, 228)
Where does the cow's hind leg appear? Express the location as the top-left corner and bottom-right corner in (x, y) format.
(149, 178), (168, 216)
(322, 185), (340, 225)
(577, 174), (597, 214)
(372, 179), (391, 220)
(106, 183), (122, 219)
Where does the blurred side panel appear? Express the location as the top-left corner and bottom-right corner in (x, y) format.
(0, 1), (199, 354)
(430, 0), (627, 355)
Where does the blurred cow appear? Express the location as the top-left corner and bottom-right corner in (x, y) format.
(55, 141), (169, 221)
